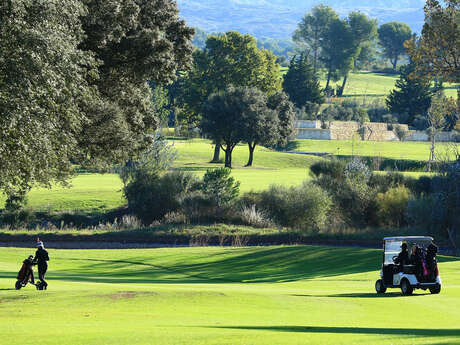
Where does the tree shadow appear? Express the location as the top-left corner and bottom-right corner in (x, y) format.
(2, 246), (457, 286)
(290, 292), (425, 298)
(207, 325), (460, 337)
(52, 246), (381, 284)
(277, 141), (301, 152)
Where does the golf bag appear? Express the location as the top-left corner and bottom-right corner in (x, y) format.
(15, 257), (35, 290)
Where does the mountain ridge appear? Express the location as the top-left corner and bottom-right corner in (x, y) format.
(176, 0), (426, 39)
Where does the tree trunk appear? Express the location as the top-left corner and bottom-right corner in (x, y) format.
(392, 55), (398, 70)
(224, 147), (233, 168)
(246, 143), (256, 167)
(313, 49), (318, 73)
(325, 65), (332, 93)
(428, 131), (436, 172)
(211, 140), (221, 162)
(337, 74), (348, 97)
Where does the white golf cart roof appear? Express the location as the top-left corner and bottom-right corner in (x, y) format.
(384, 236), (433, 241)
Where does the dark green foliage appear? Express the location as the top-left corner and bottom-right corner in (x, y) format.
(0, 0), (94, 200)
(293, 5), (339, 71)
(375, 186), (410, 227)
(201, 168), (240, 211)
(177, 31), (282, 122)
(320, 102), (369, 123)
(282, 54), (324, 109)
(313, 159), (377, 227)
(387, 63), (432, 125)
(201, 87), (291, 168)
(118, 134), (177, 186)
(124, 171), (199, 225)
(258, 182), (332, 231)
(378, 22), (413, 69)
(77, 0), (194, 166)
(201, 87), (254, 168)
(368, 172), (417, 194)
(0, 0), (194, 205)
(310, 160), (346, 180)
(267, 92), (296, 148)
(234, 88), (278, 167)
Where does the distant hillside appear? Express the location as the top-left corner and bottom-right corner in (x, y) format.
(177, 0), (425, 39)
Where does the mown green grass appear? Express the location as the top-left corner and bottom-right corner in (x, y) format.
(290, 139), (451, 161)
(282, 70), (459, 101)
(1, 245), (459, 345)
(0, 174), (124, 213)
(2, 138), (453, 212)
(0, 139), (317, 212)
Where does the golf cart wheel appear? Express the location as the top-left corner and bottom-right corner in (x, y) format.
(401, 278), (413, 296)
(15, 281), (22, 290)
(429, 285), (441, 294)
(375, 279), (386, 294)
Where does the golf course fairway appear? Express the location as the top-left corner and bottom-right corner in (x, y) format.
(1, 246), (459, 345)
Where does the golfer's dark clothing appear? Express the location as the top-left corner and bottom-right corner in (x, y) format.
(396, 250), (410, 266)
(34, 248), (49, 287)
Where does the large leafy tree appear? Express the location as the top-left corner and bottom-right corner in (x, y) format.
(200, 87), (247, 168)
(292, 5), (338, 72)
(0, 0), (96, 205)
(386, 62), (432, 125)
(320, 17), (356, 92)
(405, 0), (460, 247)
(267, 92), (296, 148)
(378, 22), (413, 70)
(337, 12), (378, 96)
(282, 54), (324, 109)
(239, 89), (279, 167)
(77, 0), (194, 165)
(176, 31), (282, 161)
(406, 0), (460, 111)
(0, 0), (194, 206)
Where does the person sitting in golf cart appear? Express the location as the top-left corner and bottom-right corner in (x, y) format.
(410, 245), (424, 276)
(394, 242), (410, 271)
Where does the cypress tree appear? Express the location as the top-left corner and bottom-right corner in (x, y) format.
(386, 62), (432, 125)
(282, 54), (325, 109)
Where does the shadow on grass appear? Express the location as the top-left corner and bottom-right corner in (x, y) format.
(278, 141), (301, 152)
(3, 247), (458, 285)
(0, 288), (15, 291)
(291, 292), (425, 298)
(59, 246), (382, 284)
(207, 325), (460, 337)
(341, 94), (386, 98)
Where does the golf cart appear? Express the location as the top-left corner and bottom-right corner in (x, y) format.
(375, 236), (441, 295)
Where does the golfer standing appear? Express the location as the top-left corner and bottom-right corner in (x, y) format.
(34, 238), (49, 290)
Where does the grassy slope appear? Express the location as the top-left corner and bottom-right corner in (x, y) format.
(290, 139), (436, 161)
(281, 70), (459, 101)
(0, 139), (318, 212)
(1, 138), (450, 212)
(1, 246), (459, 345)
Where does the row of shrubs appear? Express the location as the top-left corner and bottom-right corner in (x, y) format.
(2, 157), (457, 241)
(120, 157), (458, 240)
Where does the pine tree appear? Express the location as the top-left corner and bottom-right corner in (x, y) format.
(386, 62), (432, 125)
(282, 54), (325, 109)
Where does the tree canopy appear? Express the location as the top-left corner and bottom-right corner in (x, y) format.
(0, 0), (194, 203)
(200, 87), (294, 168)
(292, 5), (338, 72)
(283, 54), (325, 109)
(386, 62), (432, 125)
(378, 22), (413, 69)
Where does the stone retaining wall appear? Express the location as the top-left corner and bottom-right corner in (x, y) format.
(295, 120), (457, 142)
